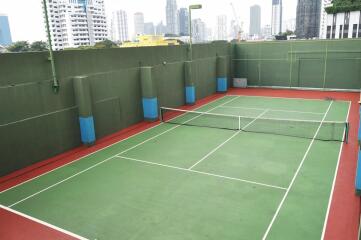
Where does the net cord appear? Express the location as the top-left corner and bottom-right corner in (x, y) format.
(160, 107), (347, 125)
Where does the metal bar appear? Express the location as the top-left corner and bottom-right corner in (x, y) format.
(42, 0), (59, 93)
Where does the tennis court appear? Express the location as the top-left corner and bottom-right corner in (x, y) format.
(0, 94), (351, 240)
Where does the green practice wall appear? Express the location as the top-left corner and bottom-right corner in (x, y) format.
(233, 39), (361, 90)
(0, 42), (232, 176)
(0, 39), (360, 177)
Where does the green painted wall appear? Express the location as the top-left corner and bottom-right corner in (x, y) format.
(0, 43), (231, 176)
(233, 39), (361, 90)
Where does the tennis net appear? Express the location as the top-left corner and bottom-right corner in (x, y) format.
(160, 107), (349, 142)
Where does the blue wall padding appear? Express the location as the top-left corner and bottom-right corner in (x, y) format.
(79, 116), (96, 144)
(217, 77), (228, 92)
(356, 150), (361, 194)
(358, 107), (361, 142)
(142, 98), (158, 120)
(185, 86), (196, 104)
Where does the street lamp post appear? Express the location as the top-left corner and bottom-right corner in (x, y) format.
(188, 4), (202, 61)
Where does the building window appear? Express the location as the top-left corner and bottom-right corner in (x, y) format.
(339, 25), (343, 39)
(353, 24), (358, 38)
(326, 26), (332, 39)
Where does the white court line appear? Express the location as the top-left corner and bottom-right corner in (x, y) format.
(261, 100), (334, 240)
(320, 101), (351, 240)
(6, 96), (241, 207)
(116, 156), (286, 191)
(188, 109), (269, 170)
(220, 105), (325, 115)
(0, 95), (235, 195)
(0, 204), (88, 240)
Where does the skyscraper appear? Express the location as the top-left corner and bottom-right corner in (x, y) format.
(296, 0), (322, 39)
(178, 8), (189, 36)
(166, 0), (179, 34)
(250, 5), (261, 37)
(192, 18), (206, 43)
(44, 0), (108, 50)
(144, 22), (155, 35)
(216, 15), (227, 40)
(0, 14), (12, 46)
(134, 12), (145, 36)
(156, 21), (167, 35)
(271, 0), (283, 35)
(111, 10), (129, 42)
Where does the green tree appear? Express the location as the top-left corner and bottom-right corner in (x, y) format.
(30, 41), (48, 51)
(6, 41), (30, 53)
(281, 30), (295, 37)
(94, 39), (118, 49)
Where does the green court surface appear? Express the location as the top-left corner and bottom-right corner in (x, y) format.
(0, 95), (350, 240)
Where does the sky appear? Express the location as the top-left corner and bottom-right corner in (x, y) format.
(0, 0), (298, 42)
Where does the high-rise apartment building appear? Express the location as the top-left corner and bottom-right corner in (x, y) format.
(271, 0), (283, 35)
(166, 0), (179, 34)
(44, 0), (108, 50)
(0, 14), (12, 46)
(296, 0), (322, 39)
(319, 0), (332, 38)
(178, 8), (189, 36)
(216, 15), (227, 40)
(134, 12), (145, 36)
(250, 5), (261, 37)
(111, 10), (128, 42)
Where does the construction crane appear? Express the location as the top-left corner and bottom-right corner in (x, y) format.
(230, 2), (243, 42)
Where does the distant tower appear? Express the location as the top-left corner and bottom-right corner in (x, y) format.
(216, 15), (227, 40)
(192, 18), (206, 43)
(134, 12), (145, 36)
(166, 0), (179, 34)
(296, 0), (322, 38)
(271, 0), (283, 35)
(111, 10), (129, 42)
(0, 14), (12, 46)
(250, 5), (261, 37)
(144, 22), (155, 35)
(178, 8), (189, 36)
(156, 21), (167, 35)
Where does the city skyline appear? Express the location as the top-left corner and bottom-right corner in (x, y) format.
(0, 0), (298, 42)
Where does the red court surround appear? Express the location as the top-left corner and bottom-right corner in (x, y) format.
(0, 88), (359, 240)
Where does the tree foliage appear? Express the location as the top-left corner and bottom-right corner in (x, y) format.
(94, 39), (118, 49)
(6, 41), (30, 53)
(280, 30), (295, 36)
(326, 0), (361, 14)
(30, 41), (49, 51)
(6, 41), (49, 53)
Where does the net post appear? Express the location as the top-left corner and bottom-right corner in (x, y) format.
(345, 122), (349, 144)
(238, 116), (241, 130)
(160, 107), (164, 122)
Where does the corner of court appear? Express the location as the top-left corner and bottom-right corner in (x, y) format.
(227, 87), (360, 240)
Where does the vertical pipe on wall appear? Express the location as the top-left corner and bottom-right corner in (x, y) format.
(42, 0), (59, 93)
(73, 76), (96, 145)
(216, 56), (228, 93)
(184, 61), (196, 105)
(141, 67), (159, 121)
